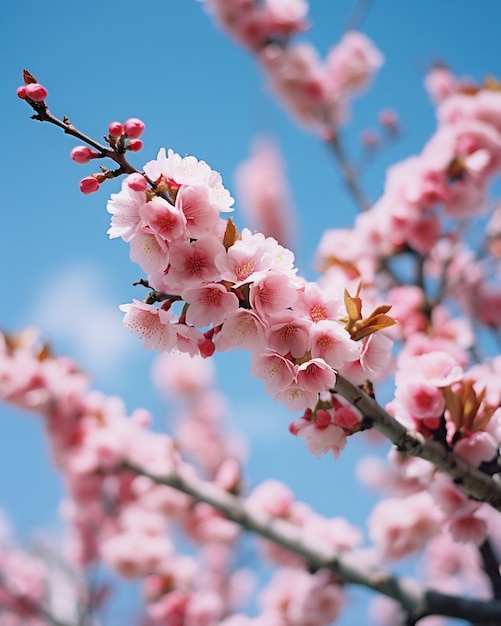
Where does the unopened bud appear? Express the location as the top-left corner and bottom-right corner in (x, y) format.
(25, 83), (48, 102)
(126, 173), (148, 192)
(378, 108), (398, 129)
(108, 121), (124, 137)
(79, 176), (100, 194)
(199, 338), (215, 358)
(71, 145), (98, 164)
(124, 118), (145, 139)
(128, 139), (143, 152)
(16, 86), (27, 99)
(360, 129), (378, 148)
(315, 408), (332, 427)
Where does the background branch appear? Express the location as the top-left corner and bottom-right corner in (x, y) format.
(125, 462), (501, 624)
(334, 375), (501, 511)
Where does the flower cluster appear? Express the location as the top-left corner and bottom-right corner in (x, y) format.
(201, 1), (383, 131)
(111, 149), (392, 428)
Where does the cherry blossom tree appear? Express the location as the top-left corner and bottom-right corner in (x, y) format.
(4, 1), (501, 625)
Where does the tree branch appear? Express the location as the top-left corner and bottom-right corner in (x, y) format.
(334, 374), (501, 511)
(325, 131), (372, 212)
(125, 461), (501, 624)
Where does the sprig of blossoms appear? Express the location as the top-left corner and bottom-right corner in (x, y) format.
(109, 148), (394, 427)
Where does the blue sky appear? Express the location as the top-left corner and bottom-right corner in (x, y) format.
(2, 1), (501, 624)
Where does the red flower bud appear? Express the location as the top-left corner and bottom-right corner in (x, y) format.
(128, 139), (143, 152)
(199, 338), (215, 358)
(71, 146), (98, 164)
(124, 118), (145, 139)
(25, 83), (48, 102)
(108, 121), (124, 137)
(79, 176), (100, 194)
(16, 86), (27, 99)
(126, 173), (148, 192)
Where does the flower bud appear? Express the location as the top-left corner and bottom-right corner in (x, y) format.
(126, 173), (148, 192)
(108, 121), (124, 137)
(127, 139), (143, 152)
(199, 338), (215, 358)
(124, 118), (145, 139)
(71, 146), (98, 164)
(378, 108), (398, 129)
(315, 408), (332, 427)
(25, 83), (48, 102)
(16, 86), (27, 99)
(79, 176), (100, 194)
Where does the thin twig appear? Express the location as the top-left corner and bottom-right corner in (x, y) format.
(325, 131), (372, 212)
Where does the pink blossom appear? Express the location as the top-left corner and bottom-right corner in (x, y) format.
(396, 379), (445, 420)
(296, 358), (336, 394)
(176, 185), (221, 238)
(275, 383), (320, 412)
(183, 283), (239, 327)
(438, 89), (501, 133)
(235, 137), (295, 247)
(368, 492), (442, 561)
(294, 282), (344, 323)
(264, 0), (309, 36)
(152, 351), (215, 397)
(172, 323), (205, 357)
(214, 309), (266, 352)
(397, 351), (463, 388)
(428, 473), (477, 518)
(216, 228), (275, 285)
(302, 514), (362, 552)
(120, 300), (176, 351)
(424, 66), (460, 103)
(107, 179), (146, 242)
(260, 42), (328, 127)
(453, 431), (498, 467)
(309, 320), (360, 369)
(340, 332), (393, 385)
(259, 567), (343, 626)
(167, 236), (226, 289)
(140, 195), (187, 242)
(265, 311), (311, 357)
(249, 270), (298, 318)
(246, 479), (295, 518)
(129, 230), (170, 274)
(325, 31), (384, 96)
(143, 148), (234, 213)
(100, 531), (172, 579)
(184, 590), (225, 626)
(250, 351), (297, 396)
(448, 514), (487, 545)
(296, 421), (347, 458)
(386, 286), (427, 338)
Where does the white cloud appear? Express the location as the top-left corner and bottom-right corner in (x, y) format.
(31, 263), (136, 382)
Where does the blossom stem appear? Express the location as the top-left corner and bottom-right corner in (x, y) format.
(325, 131), (372, 212)
(29, 102), (138, 175)
(334, 374), (501, 511)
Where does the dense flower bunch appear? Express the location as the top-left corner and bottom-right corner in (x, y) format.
(110, 147), (394, 448)
(0, 330), (367, 625)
